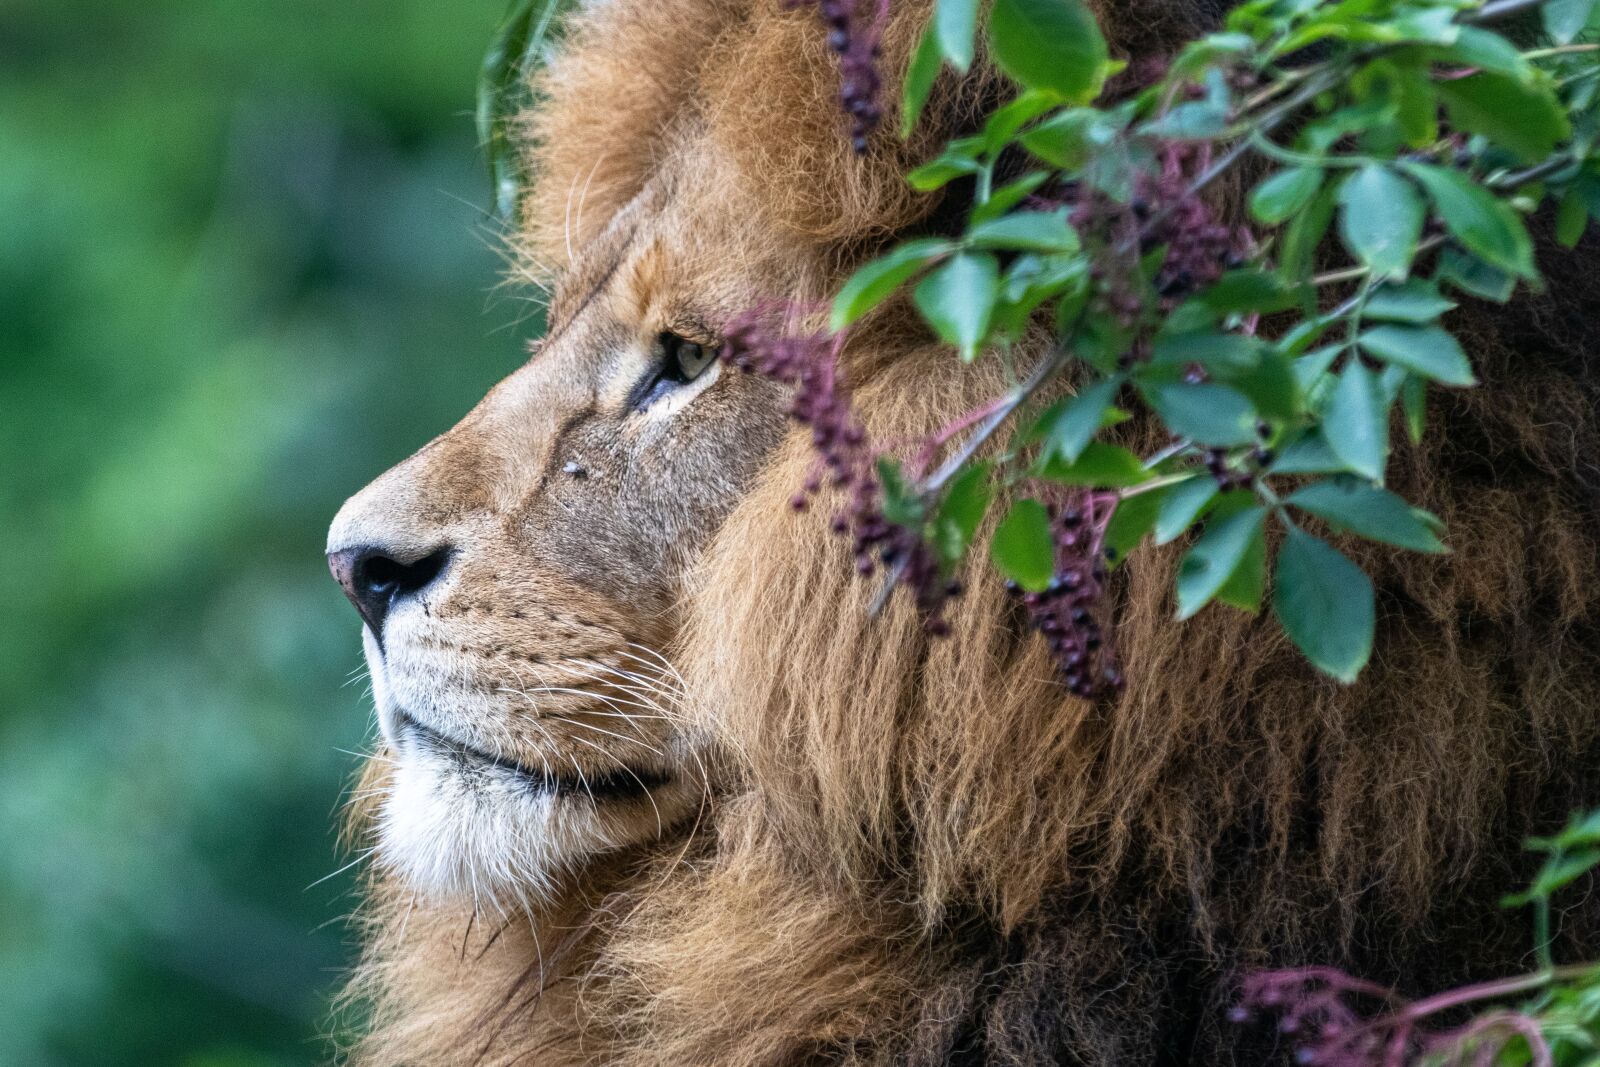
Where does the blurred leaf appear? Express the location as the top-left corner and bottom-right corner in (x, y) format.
(1363, 280), (1455, 324)
(1043, 377), (1121, 462)
(992, 498), (1056, 591)
(1176, 504), (1267, 620)
(1250, 167), (1323, 224)
(1037, 441), (1153, 486)
(1154, 475), (1219, 545)
(1543, 0), (1600, 45)
(1287, 478), (1446, 553)
(1338, 165), (1424, 280)
(989, 0), (1109, 103)
(935, 0), (980, 71)
(903, 28), (943, 136)
(1436, 73), (1571, 165)
(1323, 360), (1389, 481)
(934, 462), (992, 565)
(831, 239), (952, 330)
(915, 252), (1000, 360)
(967, 209), (1080, 253)
(1273, 525), (1375, 683)
(1404, 163), (1536, 278)
(1103, 488), (1167, 563)
(1358, 324), (1476, 386)
(1141, 382), (1259, 446)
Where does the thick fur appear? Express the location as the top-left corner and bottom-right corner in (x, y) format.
(336, 0), (1600, 1063)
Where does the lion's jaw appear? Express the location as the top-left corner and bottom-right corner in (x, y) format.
(327, 181), (790, 906)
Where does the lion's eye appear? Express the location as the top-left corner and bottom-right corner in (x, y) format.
(630, 332), (718, 411)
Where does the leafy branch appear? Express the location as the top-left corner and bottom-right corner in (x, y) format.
(809, 0), (1600, 688)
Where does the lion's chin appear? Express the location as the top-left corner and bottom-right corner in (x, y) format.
(374, 717), (688, 908)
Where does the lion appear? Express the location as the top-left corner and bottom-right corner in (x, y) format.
(327, 0), (1600, 1063)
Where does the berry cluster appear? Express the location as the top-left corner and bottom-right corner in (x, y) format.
(786, 0), (887, 152)
(1140, 142), (1254, 307)
(720, 312), (955, 633)
(1011, 491), (1123, 699)
(1229, 968), (1541, 1067)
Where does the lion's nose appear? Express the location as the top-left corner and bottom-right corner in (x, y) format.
(327, 545), (451, 634)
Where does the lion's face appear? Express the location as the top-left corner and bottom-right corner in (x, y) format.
(327, 177), (791, 904)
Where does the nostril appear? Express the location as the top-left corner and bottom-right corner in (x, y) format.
(328, 545), (452, 634)
(362, 548), (450, 600)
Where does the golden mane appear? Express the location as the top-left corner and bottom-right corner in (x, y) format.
(338, 0), (1600, 1062)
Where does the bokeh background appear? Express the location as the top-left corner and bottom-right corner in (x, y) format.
(1, 1), (528, 1062)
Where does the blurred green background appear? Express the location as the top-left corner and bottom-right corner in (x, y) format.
(0, 1), (528, 1062)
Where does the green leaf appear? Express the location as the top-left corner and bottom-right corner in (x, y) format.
(1103, 488), (1166, 564)
(991, 498), (1056, 591)
(1323, 360), (1389, 481)
(988, 0), (1109, 103)
(934, 462), (992, 565)
(1557, 188), (1590, 249)
(1363, 280), (1455, 324)
(902, 27), (943, 137)
(1273, 525), (1375, 683)
(1436, 247), (1515, 303)
(1215, 514), (1267, 613)
(1272, 429), (1347, 474)
(831, 239), (952, 330)
(876, 457), (924, 529)
(1338, 165), (1425, 280)
(1441, 27), (1533, 82)
(1043, 377), (1121, 462)
(1401, 373), (1427, 444)
(1020, 108), (1118, 169)
(1403, 163), (1536, 279)
(1543, 0), (1600, 45)
(972, 171), (1051, 224)
(1229, 348), (1301, 422)
(1357, 324), (1476, 387)
(981, 92), (1059, 153)
(1150, 331), (1262, 375)
(967, 209), (1081, 253)
(1552, 809), (1600, 850)
(907, 154), (985, 192)
(1176, 505), (1267, 620)
(1198, 271), (1308, 314)
(1249, 167), (1324, 225)
(914, 252), (1000, 360)
(934, 0), (980, 71)
(1507, 849), (1600, 906)
(1279, 177), (1340, 281)
(1036, 441), (1152, 487)
(1287, 478), (1446, 553)
(1141, 382), (1259, 447)
(1154, 475), (1219, 545)
(1437, 73), (1571, 165)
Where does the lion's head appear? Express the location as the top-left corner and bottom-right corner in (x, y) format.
(333, 0), (1600, 1062)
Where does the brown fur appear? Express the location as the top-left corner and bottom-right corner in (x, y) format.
(335, 0), (1600, 1062)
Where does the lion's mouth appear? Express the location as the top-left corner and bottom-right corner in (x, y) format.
(395, 711), (671, 800)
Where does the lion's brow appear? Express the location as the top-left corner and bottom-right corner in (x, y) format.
(543, 224), (638, 345)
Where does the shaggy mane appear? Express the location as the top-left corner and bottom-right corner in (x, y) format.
(340, 0), (1600, 1063)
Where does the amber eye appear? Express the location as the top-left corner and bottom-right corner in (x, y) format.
(630, 332), (718, 411)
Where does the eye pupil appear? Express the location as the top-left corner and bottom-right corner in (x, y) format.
(664, 334), (705, 382)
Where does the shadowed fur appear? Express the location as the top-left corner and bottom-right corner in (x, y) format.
(334, 0), (1600, 1063)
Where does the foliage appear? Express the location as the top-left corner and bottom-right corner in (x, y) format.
(0, 0), (519, 1061)
(1233, 810), (1600, 1066)
(813, 0), (1600, 689)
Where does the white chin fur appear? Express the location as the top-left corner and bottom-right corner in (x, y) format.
(376, 743), (631, 909)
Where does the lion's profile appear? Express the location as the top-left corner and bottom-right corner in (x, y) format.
(329, 0), (1600, 1063)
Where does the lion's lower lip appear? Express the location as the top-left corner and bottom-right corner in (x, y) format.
(396, 711), (669, 800)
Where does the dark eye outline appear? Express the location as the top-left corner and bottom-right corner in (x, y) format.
(628, 331), (718, 412)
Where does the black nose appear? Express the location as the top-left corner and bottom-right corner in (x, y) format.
(327, 545), (451, 633)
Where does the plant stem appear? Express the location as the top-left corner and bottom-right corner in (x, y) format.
(924, 342), (1071, 493)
